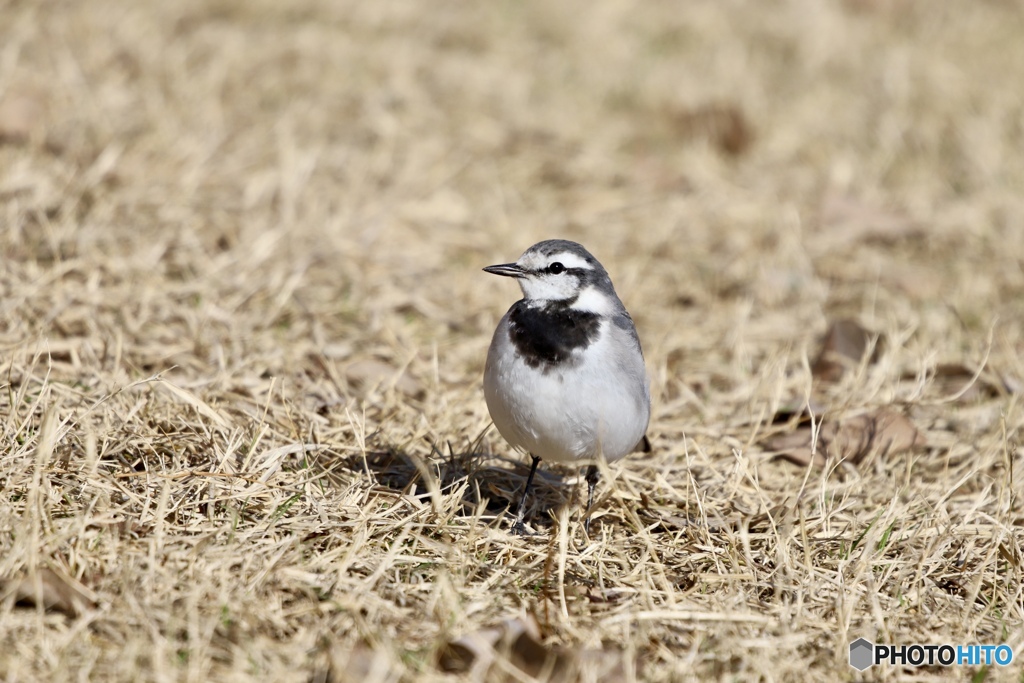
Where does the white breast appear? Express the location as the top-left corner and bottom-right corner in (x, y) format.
(484, 317), (650, 464)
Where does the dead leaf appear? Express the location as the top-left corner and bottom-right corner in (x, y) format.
(439, 616), (538, 679)
(0, 90), (46, 144)
(345, 359), (424, 398)
(766, 428), (822, 468)
(769, 398), (828, 426)
(767, 408), (924, 468)
(914, 363), (1004, 402)
(5, 567), (97, 617)
(811, 319), (882, 382)
(438, 615), (633, 682)
(998, 542), (1021, 568)
(320, 640), (400, 683)
(812, 192), (921, 253)
(666, 101), (754, 156)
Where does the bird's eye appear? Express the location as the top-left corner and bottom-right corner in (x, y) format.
(547, 262), (565, 274)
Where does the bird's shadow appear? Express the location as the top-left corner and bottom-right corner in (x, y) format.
(335, 445), (579, 531)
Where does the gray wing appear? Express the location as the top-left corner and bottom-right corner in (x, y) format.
(611, 312), (644, 357)
(606, 309), (651, 448)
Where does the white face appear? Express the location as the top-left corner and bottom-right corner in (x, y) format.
(516, 250), (592, 302)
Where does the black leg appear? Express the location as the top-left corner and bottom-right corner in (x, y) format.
(512, 455), (542, 534)
(584, 464), (599, 534)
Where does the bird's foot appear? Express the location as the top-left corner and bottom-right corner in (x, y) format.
(510, 520), (538, 536)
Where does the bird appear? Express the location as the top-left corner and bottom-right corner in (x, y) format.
(482, 239), (651, 534)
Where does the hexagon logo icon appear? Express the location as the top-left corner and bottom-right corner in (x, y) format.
(849, 638), (874, 671)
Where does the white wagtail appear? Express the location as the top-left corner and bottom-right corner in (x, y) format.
(483, 239), (651, 533)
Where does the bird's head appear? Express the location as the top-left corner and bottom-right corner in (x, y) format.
(484, 240), (618, 313)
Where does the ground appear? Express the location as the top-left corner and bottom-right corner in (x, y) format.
(1, 1), (1023, 681)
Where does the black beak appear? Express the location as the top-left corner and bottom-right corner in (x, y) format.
(483, 263), (527, 278)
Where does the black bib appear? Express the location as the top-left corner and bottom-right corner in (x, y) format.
(507, 300), (601, 371)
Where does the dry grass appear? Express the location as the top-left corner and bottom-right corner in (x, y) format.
(2, 1), (1024, 680)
